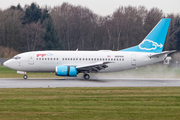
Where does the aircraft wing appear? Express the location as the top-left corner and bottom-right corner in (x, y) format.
(148, 50), (176, 58)
(76, 62), (111, 73)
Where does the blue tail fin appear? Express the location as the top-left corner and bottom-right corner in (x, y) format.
(121, 18), (171, 53)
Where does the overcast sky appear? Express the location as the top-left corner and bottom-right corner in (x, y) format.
(0, 0), (179, 16)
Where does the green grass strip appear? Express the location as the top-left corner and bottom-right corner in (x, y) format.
(0, 87), (180, 120)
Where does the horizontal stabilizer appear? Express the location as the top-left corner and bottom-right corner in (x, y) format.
(148, 50), (176, 58)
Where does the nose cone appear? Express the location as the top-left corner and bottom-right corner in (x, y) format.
(3, 60), (14, 70)
(3, 60), (10, 68)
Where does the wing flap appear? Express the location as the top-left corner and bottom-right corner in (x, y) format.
(76, 62), (110, 73)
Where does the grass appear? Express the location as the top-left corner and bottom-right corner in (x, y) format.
(0, 87), (180, 120)
(1, 65), (180, 119)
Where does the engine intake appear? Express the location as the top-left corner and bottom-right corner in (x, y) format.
(55, 66), (77, 77)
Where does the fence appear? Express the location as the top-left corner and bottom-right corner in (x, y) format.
(0, 58), (9, 65)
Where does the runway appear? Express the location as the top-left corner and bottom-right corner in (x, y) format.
(0, 78), (180, 88)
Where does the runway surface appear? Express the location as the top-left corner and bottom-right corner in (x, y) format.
(1, 78), (180, 88)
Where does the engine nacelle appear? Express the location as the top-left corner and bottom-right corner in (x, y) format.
(55, 66), (77, 77)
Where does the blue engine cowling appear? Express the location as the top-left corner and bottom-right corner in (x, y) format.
(55, 66), (77, 77)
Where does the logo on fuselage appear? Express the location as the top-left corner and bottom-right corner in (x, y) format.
(46, 53), (53, 56)
(37, 54), (46, 57)
(139, 39), (163, 50)
(36, 53), (53, 57)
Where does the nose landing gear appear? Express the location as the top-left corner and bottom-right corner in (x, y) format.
(23, 75), (28, 79)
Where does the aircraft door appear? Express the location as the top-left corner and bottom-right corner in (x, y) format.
(131, 54), (136, 66)
(28, 53), (34, 65)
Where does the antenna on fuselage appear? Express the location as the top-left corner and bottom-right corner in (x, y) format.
(76, 48), (78, 51)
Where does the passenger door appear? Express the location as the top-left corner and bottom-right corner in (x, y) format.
(131, 54), (136, 66)
(28, 53), (34, 65)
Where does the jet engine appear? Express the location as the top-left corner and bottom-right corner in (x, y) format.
(55, 66), (77, 77)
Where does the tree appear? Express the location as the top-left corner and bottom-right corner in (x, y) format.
(43, 19), (63, 50)
(23, 3), (42, 24)
(0, 9), (23, 55)
(10, 4), (23, 11)
(21, 21), (44, 51)
(166, 15), (180, 51)
(143, 7), (163, 35)
(41, 7), (51, 23)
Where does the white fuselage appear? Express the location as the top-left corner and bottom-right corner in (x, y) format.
(4, 50), (166, 73)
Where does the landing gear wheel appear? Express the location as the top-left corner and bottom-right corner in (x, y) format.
(23, 75), (28, 79)
(83, 74), (90, 80)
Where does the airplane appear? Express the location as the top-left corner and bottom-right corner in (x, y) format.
(3, 18), (176, 80)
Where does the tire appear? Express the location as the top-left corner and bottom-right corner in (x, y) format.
(23, 75), (28, 79)
(83, 74), (90, 80)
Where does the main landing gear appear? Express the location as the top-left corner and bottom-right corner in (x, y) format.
(23, 75), (28, 79)
(83, 74), (90, 80)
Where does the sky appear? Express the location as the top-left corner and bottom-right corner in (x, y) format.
(0, 0), (179, 16)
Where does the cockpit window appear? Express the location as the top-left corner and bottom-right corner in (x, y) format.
(12, 56), (21, 60)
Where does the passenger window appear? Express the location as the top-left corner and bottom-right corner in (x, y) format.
(36, 58), (38, 60)
(51, 58), (52, 60)
(57, 58), (58, 60)
(39, 58), (41, 60)
(73, 58), (75, 60)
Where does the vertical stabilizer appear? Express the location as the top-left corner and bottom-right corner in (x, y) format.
(121, 18), (171, 53)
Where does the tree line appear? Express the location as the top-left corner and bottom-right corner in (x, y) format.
(0, 2), (179, 58)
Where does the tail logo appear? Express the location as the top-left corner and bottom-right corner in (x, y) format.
(139, 39), (163, 50)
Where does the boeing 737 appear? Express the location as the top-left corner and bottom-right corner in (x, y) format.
(3, 18), (175, 79)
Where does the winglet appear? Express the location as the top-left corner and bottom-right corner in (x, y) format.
(121, 18), (171, 53)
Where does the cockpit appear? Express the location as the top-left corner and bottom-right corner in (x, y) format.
(12, 56), (21, 60)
